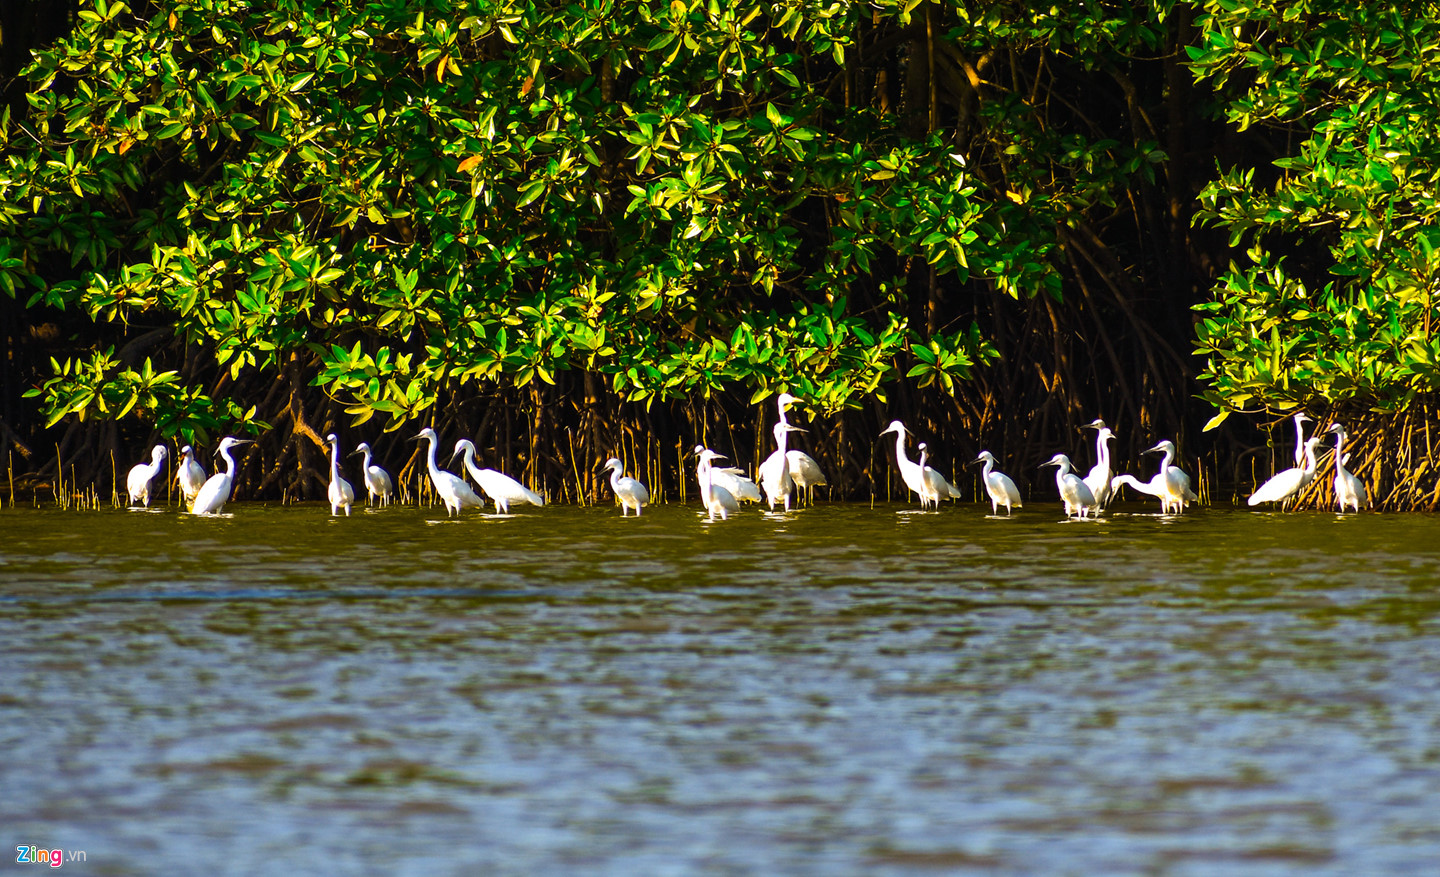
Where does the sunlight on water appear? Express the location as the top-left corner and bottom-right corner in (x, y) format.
(3, 503), (1440, 873)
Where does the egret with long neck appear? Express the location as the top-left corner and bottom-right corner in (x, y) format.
(451, 439), (545, 513)
(352, 442), (393, 506)
(1109, 471), (1171, 513)
(917, 442), (962, 506)
(695, 447), (738, 521)
(692, 444), (761, 502)
(777, 393), (827, 504)
(1327, 423), (1367, 512)
(759, 421), (806, 511)
(878, 420), (932, 508)
(602, 457), (649, 516)
(1141, 439), (1198, 514)
(411, 428), (483, 516)
(191, 437), (252, 515)
(326, 433), (355, 516)
(1040, 453), (1097, 518)
(1080, 421), (1115, 508)
(127, 444), (168, 507)
(973, 450), (1021, 515)
(1248, 436), (1322, 510)
(176, 445), (207, 504)
(1291, 412), (1312, 467)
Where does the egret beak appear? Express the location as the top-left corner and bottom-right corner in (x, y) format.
(213, 439), (252, 458)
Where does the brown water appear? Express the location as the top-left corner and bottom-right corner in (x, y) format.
(3, 502), (1439, 874)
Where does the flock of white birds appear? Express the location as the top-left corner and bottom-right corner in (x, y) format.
(124, 401), (1366, 518)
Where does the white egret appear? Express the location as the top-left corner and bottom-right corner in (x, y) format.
(916, 442), (962, 506)
(1079, 420), (1115, 508)
(602, 457), (649, 516)
(1248, 435), (1322, 509)
(714, 466), (762, 502)
(191, 436), (252, 515)
(1039, 453), (1097, 518)
(1109, 472), (1171, 513)
(325, 433), (355, 516)
(126, 444), (168, 507)
(776, 392), (827, 503)
(878, 420), (935, 508)
(691, 445), (762, 502)
(758, 421), (807, 511)
(973, 450), (1022, 515)
(695, 447), (739, 521)
(451, 439), (545, 513)
(1327, 423), (1367, 512)
(1141, 439), (1199, 514)
(1290, 411), (1313, 467)
(176, 445), (207, 504)
(787, 451), (827, 504)
(411, 427), (484, 516)
(351, 442), (393, 506)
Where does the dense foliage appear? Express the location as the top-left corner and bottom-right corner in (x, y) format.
(3, 0), (1146, 439)
(1190, 0), (1440, 425)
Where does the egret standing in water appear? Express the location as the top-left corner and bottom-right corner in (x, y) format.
(694, 447), (739, 521)
(176, 445), (207, 505)
(787, 451), (827, 505)
(325, 433), (355, 516)
(776, 393), (827, 504)
(878, 420), (937, 508)
(1109, 468), (1172, 512)
(758, 421), (807, 511)
(1139, 439), (1198, 514)
(191, 436), (252, 515)
(691, 445), (762, 502)
(1110, 461), (1178, 514)
(973, 450), (1022, 515)
(1248, 435), (1322, 510)
(1079, 420), (1115, 509)
(351, 442), (393, 507)
(451, 439), (545, 513)
(411, 428), (483, 516)
(1327, 423), (1368, 513)
(916, 442), (962, 506)
(127, 444), (168, 507)
(602, 457), (649, 516)
(1040, 453), (1097, 518)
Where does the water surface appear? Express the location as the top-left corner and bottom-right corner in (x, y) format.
(3, 502), (1439, 874)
